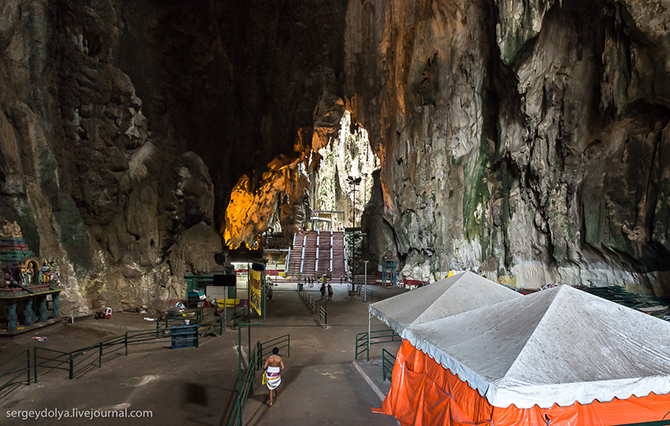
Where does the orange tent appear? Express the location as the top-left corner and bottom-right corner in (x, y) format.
(373, 287), (670, 425)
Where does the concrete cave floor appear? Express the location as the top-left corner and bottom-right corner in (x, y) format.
(0, 282), (404, 425)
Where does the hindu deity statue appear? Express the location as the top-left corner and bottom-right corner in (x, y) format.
(1, 220), (23, 238)
(41, 259), (51, 283)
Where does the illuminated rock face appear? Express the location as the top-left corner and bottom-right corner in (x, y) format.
(311, 111), (379, 229)
(344, 0), (670, 293)
(2, 0), (670, 311)
(223, 157), (311, 249)
(0, 0), (346, 309)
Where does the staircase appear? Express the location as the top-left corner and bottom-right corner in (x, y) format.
(286, 231), (347, 279)
(331, 232), (346, 278)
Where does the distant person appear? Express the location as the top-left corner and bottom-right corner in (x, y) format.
(263, 347), (285, 407)
(320, 283), (326, 300)
(327, 284), (333, 301)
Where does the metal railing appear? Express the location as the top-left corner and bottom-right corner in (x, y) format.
(227, 334), (291, 426)
(159, 308), (204, 329)
(0, 349), (31, 391)
(100, 334), (129, 360)
(3, 315), (231, 394)
(30, 328), (175, 383)
(260, 334), (290, 360)
(70, 342), (102, 379)
(357, 286), (381, 302)
(355, 329), (401, 361)
(298, 288), (318, 314)
(382, 348), (396, 382)
(33, 347), (70, 382)
(227, 341), (262, 426)
(126, 328), (171, 347)
(157, 307), (245, 336)
(319, 306), (328, 328)
(198, 314), (225, 337)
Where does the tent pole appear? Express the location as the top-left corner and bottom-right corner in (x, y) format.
(367, 311), (371, 362)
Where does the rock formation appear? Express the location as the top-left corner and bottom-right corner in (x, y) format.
(0, 0), (220, 313)
(1, 0), (670, 312)
(311, 111), (379, 229)
(344, 0), (670, 294)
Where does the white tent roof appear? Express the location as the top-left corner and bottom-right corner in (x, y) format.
(369, 271), (522, 336)
(404, 285), (670, 409)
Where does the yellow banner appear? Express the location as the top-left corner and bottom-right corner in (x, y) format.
(249, 268), (262, 316)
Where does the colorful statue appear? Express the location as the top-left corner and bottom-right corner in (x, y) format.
(49, 259), (61, 287)
(25, 265), (34, 285)
(1, 220), (23, 238)
(41, 259), (51, 283)
(1, 221), (11, 237)
(18, 257), (39, 285)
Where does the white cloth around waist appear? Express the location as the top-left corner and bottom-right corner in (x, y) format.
(266, 366), (281, 389)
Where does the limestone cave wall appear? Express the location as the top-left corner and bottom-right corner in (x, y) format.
(345, 0), (670, 293)
(0, 0), (348, 312)
(0, 0), (227, 313)
(1, 0), (670, 314)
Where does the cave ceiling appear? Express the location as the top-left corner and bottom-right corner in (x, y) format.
(1, 0), (670, 310)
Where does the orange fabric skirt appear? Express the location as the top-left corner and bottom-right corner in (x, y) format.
(372, 340), (670, 426)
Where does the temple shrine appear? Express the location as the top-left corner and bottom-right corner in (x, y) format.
(0, 221), (62, 335)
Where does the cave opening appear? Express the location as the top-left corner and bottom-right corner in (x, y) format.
(310, 111), (380, 232)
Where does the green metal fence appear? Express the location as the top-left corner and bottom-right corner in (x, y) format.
(227, 334), (291, 426)
(70, 342), (102, 379)
(3, 311), (232, 393)
(226, 341), (261, 426)
(260, 334), (291, 360)
(197, 314), (226, 337)
(382, 348), (395, 382)
(0, 349), (31, 391)
(357, 286), (381, 302)
(298, 289), (318, 314)
(319, 306), (328, 328)
(33, 347), (71, 382)
(29, 328), (176, 383)
(100, 334), (128, 357)
(355, 329), (401, 361)
(159, 308), (204, 329)
(156, 306), (244, 337)
(127, 328), (171, 347)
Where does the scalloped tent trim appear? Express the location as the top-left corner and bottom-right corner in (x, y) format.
(374, 339), (670, 425)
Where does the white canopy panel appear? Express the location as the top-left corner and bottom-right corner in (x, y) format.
(404, 285), (670, 408)
(369, 271), (522, 336)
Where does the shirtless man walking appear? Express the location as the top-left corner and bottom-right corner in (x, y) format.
(263, 347), (285, 406)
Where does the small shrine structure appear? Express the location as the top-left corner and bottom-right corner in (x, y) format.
(0, 221), (62, 335)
